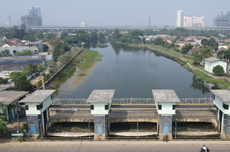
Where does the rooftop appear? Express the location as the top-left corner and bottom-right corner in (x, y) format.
(0, 91), (29, 105)
(204, 57), (222, 63)
(86, 90), (115, 103)
(210, 90), (230, 103)
(0, 85), (12, 91)
(152, 90), (180, 103)
(19, 90), (56, 103)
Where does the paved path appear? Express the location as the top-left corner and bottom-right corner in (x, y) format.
(1, 140), (230, 152)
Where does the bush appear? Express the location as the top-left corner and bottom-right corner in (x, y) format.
(213, 65), (225, 76)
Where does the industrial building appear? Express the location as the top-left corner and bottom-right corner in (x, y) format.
(21, 6), (42, 27)
(214, 12), (230, 27)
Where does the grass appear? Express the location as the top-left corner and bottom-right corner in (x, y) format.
(183, 64), (191, 71)
(79, 49), (100, 70)
(193, 70), (230, 89)
(97, 43), (108, 48)
(79, 73), (86, 76)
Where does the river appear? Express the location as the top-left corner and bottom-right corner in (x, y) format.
(53, 43), (213, 98)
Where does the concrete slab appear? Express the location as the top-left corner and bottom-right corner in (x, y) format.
(210, 90), (230, 103)
(86, 90), (115, 103)
(152, 90), (180, 103)
(177, 132), (219, 136)
(19, 90), (56, 103)
(0, 91), (29, 105)
(47, 132), (94, 137)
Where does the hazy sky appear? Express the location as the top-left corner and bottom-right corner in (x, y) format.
(0, 0), (229, 27)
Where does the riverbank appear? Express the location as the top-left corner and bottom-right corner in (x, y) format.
(49, 48), (102, 91)
(123, 43), (230, 89)
(97, 43), (108, 48)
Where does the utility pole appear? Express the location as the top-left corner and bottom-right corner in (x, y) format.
(16, 103), (20, 132)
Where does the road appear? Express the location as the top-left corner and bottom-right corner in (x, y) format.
(1, 141), (230, 152)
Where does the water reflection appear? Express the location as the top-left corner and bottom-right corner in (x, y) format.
(190, 76), (219, 94)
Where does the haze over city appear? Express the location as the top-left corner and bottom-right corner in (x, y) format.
(0, 0), (229, 27)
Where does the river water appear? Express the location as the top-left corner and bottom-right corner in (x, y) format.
(54, 43), (213, 98)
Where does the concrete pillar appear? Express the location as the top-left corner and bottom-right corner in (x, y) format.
(27, 115), (40, 135)
(94, 115), (107, 140)
(221, 115), (230, 139)
(159, 115), (173, 140)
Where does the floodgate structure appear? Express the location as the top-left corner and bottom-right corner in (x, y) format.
(0, 89), (230, 141)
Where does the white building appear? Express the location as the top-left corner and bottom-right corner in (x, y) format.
(204, 57), (227, 73)
(184, 16), (204, 27)
(177, 10), (184, 27)
(80, 22), (87, 27)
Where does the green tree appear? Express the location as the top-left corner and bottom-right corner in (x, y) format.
(15, 50), (35, 56)
(152, 37), (165, 45)
(64, 37), (78, 45)
(43, 44), (49, 52)
(217, 50), (225, 59)
(14, 75), (33, 92)
(0, 77), (8, 84)
(9, 72), (23, 82)
(180, 44), (193, 54)
(209, 38), (219, 51)
(201, 39), (210, 46)
(0, 119), (8, 136)
(223, 50), (230, 60)
(98, 33), (106, 43)
(0, 49), (12, 57)
(90, 31), (98, 42)
(111, 29), (121, 41)
(213, 65), (225, 76)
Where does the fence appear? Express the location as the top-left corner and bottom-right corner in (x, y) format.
(52, 98), (213, 105)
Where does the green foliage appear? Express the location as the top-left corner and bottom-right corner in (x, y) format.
(192, 46), (212, 64)
(0, 49), (12, 57)
(213, 65), (225, 76)
(97, 43), (108, 48)
(79, 49), (99, 70)
(9, 72), (23, 82)
(193, 70), (230, 89)
(152, 37), (165, 45)
(90, 31), (98, 42)
(201, 38), (219, 51)
(57, 52), (72, 65)
(217, 50), (225, 59)
(110, 29), (122, 42)
(43, 44), (49, 52)
(64, 37), (78, 45)
(0, 120), (8, 136)
(223, 49), (230, 59)
(14, 75), (33, 92)
(98, 33), (106, 43)
(73, 30), (90, 43)
(23, 64), (38, 76)
(0, 77), (8, 84)
(17, 136), (23, 142)
(15, 50), (35, 56)
(180, 44), (193, 54)
(79, 73), (86, 76)
(22, 123), (28, 131)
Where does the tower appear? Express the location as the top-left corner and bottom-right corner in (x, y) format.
(177, 10), (184, 27)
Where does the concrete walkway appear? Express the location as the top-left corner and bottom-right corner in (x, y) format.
(1, 140), (230, 147)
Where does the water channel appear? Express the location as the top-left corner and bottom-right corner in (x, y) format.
(53, 43), (213, 99)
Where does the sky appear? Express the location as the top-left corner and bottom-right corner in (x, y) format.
(0, 0), (229, 27)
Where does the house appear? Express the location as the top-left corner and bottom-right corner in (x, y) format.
(0, 91), (29, 122)
(0, 85), (12, 91)
(204, 57), (227, 73)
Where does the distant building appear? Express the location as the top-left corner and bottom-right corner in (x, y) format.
(177, 10), (184, 27)
(184, 16), (204, 27)
(21, 6), (42, 27)
(80, 22), (87, 27)
(214, 12), (230, 27)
